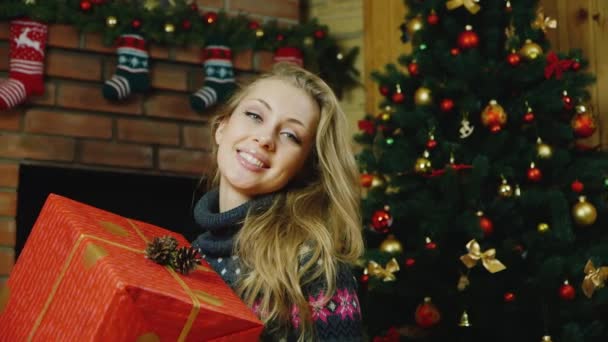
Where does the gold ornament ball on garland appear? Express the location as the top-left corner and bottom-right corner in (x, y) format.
(379, 234), (404, 254)
(572, 196), (597, 226)
(414, 87), (432, 106)
(255, 29), (264, 38)
(537, 222), (550, 233)
(541, 336), (553, 342)
(414, 156), (432, 174)
(536, 139), (553, 159)
(498, 179), (513, 197)
(164, 23), (175, 33)
(519, 39), (543, 60)
(106, 16), (118, 28)
(407, 16), (424, 36)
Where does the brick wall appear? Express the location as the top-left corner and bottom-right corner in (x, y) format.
(0, 0), (299, 283)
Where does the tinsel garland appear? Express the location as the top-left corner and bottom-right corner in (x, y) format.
(0, 0), (359, 97)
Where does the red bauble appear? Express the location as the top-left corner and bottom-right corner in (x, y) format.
(204, 12), (218, 24)
(450, 48), (460, 56)
(571, 180), (584, 193)
(371, 209), (393, 233)
(504, 292), (515, 302)
(427, 12), (439, 25)
(392, 92), (405, 104)
(415, 298), (441, 328)
(360, 173), (373, 188)
(523, 111), (535, 123)
(440, 98), (454, 112)
(479, 216), (493, 236)
(507, 52), (521, 66)
(425, 241), (437, 250)
(408, 62), (419, 76)
(131, 19), (142, 29)
(379, 85), (390, 96)
(248, 21), (260, 30)
(276, 34), (285, 41)
(80, 0), (92, 11)
(405, 258), (416, 267)
(571, 112), (596, 138)
(182, 19), (192, 30)
(527, 165), (542, 182)
(571, 61), (581, 71)
(426, 139), (437, 149)
(314, 29), (326, 39)
(562, 94), (574, 110)
(360, 273), (369, 284)
(458, 26), (479, 49)
(559, 282), (576, 300)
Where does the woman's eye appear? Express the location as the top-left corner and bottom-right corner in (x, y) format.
(281, 132), (301, 144)
(245, 111), (262, 121)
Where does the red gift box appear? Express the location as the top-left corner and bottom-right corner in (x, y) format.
(0, 194), (263, 341)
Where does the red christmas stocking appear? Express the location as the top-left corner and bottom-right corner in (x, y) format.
(273, 46), (303, 67)
(0, 19), (48, 111)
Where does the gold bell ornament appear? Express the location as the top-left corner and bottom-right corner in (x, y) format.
(458, 310), (471, 327)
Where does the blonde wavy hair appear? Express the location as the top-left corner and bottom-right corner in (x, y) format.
(204, 62), (363, 340)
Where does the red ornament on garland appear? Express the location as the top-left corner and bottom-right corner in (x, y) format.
(523, 107), (535, 123)
(203, 12), (218, 25)
(559, 280), (576, 300)
(391, 84), (405, 104)
(562, 91), (574, 110)
(181, 19), (192, 30)
(507, 51), (521, 66)
(405, 258), (416, 267)
(408, 62), (419, 76)
(571, 106), (596, 138)
(427, 10), (439, 25)
(425, 237), (437, 250)
(80, 0), (92, 11)
(379, 85), (390, 96)
(479, 214), (493, 236)
(458, 25), (479, 49)
(371, 208), (393, 233)
(571, 60), (581, 71)
(440, 98), (454, 112)
(361, 173), (374, 188)
(248, 21), (260, 30)
(131, 19), (142, 29)
(504, 292), (516, 302)
(276, 34), (285, 41)
(415, 297), (441, 328)
(314, 29), (326, 39)
(527, 162), (542, 182)
(426, 135), (437, 149)
(450, 48), (460, 56)
(571, 180), (584, 193)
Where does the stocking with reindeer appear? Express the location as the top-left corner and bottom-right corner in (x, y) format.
(0, 19), (48, 111)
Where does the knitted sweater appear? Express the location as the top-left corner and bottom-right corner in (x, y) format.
(190, 189), (363, 341)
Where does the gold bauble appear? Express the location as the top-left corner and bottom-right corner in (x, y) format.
(498, 179), (513, 197)
(414, 87), (432, 106)
(519, 39), (543, 60)
(255, 29), (264, 38)
(407, 16), (424, 36)
(371, 174), (386, 189)
(414, 157), (432, 174)
(164, 23), (175, 33)
(537, 222), (550, 233)
(379, 234), (404, 254)
(572, 196), (597, 226)
(536, 140), (553, 159)
(458, 310), (471, 327)
(106, 16), (118, 28)
(303, 37), (314, 46)
(481, 100), (508, 132)
(541, 336), (553, 342)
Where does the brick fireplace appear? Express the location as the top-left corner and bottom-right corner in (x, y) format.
(0, 0), (301, 284)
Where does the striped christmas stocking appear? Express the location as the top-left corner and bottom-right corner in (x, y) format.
(190, 40), (236, 112)
(273, 46), (303, 67)
(102, 34), (150, 101)
(0, 19), (48, 111)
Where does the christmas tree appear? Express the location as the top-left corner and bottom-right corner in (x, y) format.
(355, 0), (608, 341)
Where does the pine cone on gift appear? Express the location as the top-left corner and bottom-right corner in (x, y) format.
(145, 236), (178, 265)
(172, 246), (202, 275)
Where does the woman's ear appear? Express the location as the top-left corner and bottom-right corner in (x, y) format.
(214, 118), (227, 145)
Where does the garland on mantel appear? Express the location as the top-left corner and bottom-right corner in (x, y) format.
(0, 0), (360, 97)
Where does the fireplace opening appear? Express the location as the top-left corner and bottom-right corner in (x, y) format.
(16, 164), (204, 260)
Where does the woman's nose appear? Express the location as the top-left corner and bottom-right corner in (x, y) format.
(254, 135), (275, 151)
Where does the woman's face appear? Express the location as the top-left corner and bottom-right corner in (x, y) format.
(215, 78), (320, 204)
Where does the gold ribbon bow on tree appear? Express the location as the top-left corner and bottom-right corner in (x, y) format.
(532, 7), (557, 33)
(368, 258), (400, 282)
(582, 259), (608, 298)
(460, 239), (506, 273)
(446, 0), (481, 15)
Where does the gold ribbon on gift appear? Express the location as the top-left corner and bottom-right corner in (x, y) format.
(532, 7), (557, 33)
(460, 239), (506, 273)
(582, 259), (608, 298)
(368, 258), (400, 282)
(446, 0), (480, 15)
(29, 219), (219, 342)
